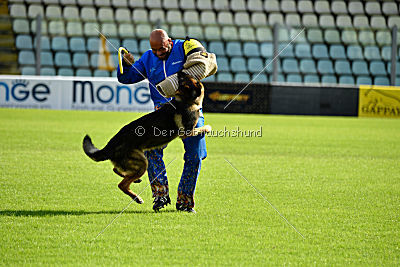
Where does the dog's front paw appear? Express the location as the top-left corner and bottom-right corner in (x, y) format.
(134, 196), (144, 204)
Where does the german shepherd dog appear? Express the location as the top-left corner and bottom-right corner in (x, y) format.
(82, 72), (211, 204)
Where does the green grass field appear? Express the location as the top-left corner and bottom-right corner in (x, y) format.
(0, 108), (399, 265)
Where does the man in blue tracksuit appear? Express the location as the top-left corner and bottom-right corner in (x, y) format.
(117, 29), (208, 213)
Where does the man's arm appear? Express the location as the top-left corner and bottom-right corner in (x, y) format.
(117, 52), (147, 84)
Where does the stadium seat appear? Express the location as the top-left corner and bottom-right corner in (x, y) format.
(70, 37), (86, 52)
(115, 8), (131, 22)
(200, 11), (217, 25)
(170, 25), (186, 39)
(216, 56), (230, 72)
(119, 24), (135, 38)
(388, 17), (400, 28)
(247, 0), (263, 12)
(315, 1), (330, 14)
(321, 75), (337, 84)
(332, 1), (347, 14)
(252, 73), (268, 83)
(364, 46), (381, 61)
(87, 37), (99, 52)
(317, 60), (334, 74)
(28, 4), (44, 18)
(287, 74), (302, 83)
(319, 15), (335, 28)
(94, 69), (110, 77)
(95, 0), (111, 6)
(76, 68), (92, 77)
(234, 73), (250, 83)
(10, 4), (26, 18)
(34, 36), (50, 50)
(45, 5), (62, 19)
(231, 0), (246, 11)
(299, 59), (317, 74)
(112, 0), (128, 7)
(353, 15), (370, 29)
(226, 42), (242, 57)
(235, 12), (251, 26)
(307, 29), (323, 43)
(286, 14), (301, 27)
(336, 15), (353, 28)
(208, 42), (225, 56)
(180, 0), (195, 10)
(282, 58), (299, 73)
(295, 44), (311, 58)
(365, 2), (381, 15)
(183, 10), (200, 25)
(163, 0), (178, 9)
(339, 76), (355, 85)
(281, 0), (296, 13)
(247, 58), (263, 73)
(268, 13), (284, 25)
(260, 43), (273, 58)
(197, 0), (212, 10)
(73, 53), (90, 68)
(347, 45), (363, 60)
(230, 57), (247, 73)
(139, 39), (150, 53)
(18, 50), (35, 65)
(132, 9), (148, 23)
(264, 58), (281, 73)
(341, 30), (358, 44)
(256, 27), (273, 42)
(352, 61), (369, 75)
(334, 60), (352, 75)
(382, 2), (398, 15)
(217, 72), (233, 82)
(371, 16), (387, 29)
(51, 37), (68, 51)
(304, 74), (319, 83)
(243, 43), (260, 57)
(298, 0), (313, 13)
(55, 52), (72, 67)
(217, 11), (233, 25)
(330, 45), (346, 59)
(58, 68), (74, 76)
(187, 26), (203, 39)
(356, 76), (372, 85)
(381, 46), (392, 61)
(348, 2), (364, 15)
(376, 31), (392, 46)
(324, 29), (341, 44)
(278, 28), (289, 42)
(16, 35), (33, 50)
(49, 21), (65, 35)
(278, 43), (294, 58)
(146, 0), (160, 8)
(264, 0), (280, 12)
(204, 26), (221, 41)
(81, 7), (97, 21)
(374, 76), (390, 86)
(202, 75), (215, 82)
(221, 26), (238, 41)
(135, 24), (152, 39)
(359, 31), (376, 45)
(291, 28), (307, 43)
(370, 61), (387, 76)
(40, 67), (56, 76)
(302, 14), (318, 27)
(251, 12), (267, 26)
(312, 44), (329, 59)
(239, 27), (256, 41)
(13, 19), (30, 34)
(63, 6), (79, 20)
(122, 39), (138, 52)
(40, 51), (53, 66)
(66, 22), (83, 37)
(21, 67), (36, 75)
(149, 9), (165, 24)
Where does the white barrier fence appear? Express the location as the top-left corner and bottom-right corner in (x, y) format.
(0, 75), (154, 112)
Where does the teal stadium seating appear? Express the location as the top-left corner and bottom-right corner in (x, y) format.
(7, 0), (400, 84)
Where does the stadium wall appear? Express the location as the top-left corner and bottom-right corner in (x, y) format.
(1, 76), (399, 118)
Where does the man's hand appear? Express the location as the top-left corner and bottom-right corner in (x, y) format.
(122, 53), (134, 67)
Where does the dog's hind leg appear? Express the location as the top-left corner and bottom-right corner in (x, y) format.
(118, 177), (144, 204)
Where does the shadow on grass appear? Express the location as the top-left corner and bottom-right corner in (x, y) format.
(0, 209), (178, 217)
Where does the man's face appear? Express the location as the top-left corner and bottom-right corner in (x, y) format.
(150, 38), (172, 60)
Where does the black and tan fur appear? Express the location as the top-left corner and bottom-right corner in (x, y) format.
(82, 72), (211, 204)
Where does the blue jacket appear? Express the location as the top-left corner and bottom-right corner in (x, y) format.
(117, 39), (186, 106)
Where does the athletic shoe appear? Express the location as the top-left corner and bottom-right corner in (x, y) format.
(153, 196), (171, 212)
(176, 203), (196, 214)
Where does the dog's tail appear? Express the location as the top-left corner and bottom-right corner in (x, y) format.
(82, 135), (109, 162)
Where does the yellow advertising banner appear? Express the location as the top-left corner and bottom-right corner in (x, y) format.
(358, 85), (400, 118)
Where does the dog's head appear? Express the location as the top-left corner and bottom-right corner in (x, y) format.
(175, 71), (203, 102)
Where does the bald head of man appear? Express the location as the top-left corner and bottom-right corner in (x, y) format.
(150, 29), (173, 60)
